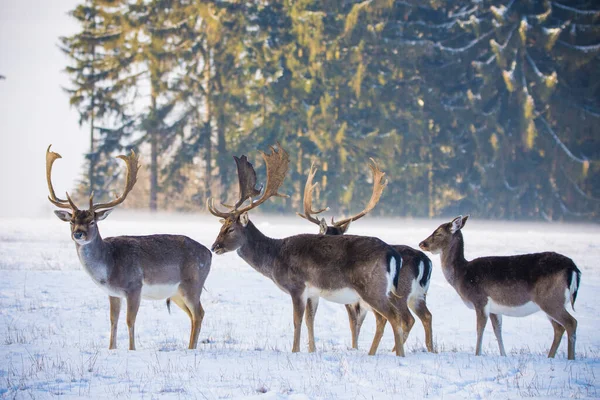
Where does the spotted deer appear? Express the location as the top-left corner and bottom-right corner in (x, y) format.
(208, 144), (407, 355)
(46, 145), (211, 350)
(419, 215), (581, 360)
(298, 161), (433, 352)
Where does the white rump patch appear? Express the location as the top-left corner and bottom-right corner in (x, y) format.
(387, 256), (398, 296)
(141, 282), (180, 300)
(408, 261), (428, 303)
(487, 297), (540, 317)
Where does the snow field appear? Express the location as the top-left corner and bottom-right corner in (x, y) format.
(0, 213), (598, 399)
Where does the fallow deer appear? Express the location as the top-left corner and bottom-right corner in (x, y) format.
(46, 145), (211, 350)
(298, 161), (434, 353)
(208, 144), (408, 355)
(419, 215), (581, 360)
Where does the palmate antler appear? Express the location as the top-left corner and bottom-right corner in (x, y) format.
(296, 162), (328, 225)
(207, 143), (290, 219)
(330, 158), (388, 227)
(46, 145), (140, 211)
(231, 155), (263, 209)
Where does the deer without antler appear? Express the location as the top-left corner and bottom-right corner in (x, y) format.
(208, 144), (407, 355)
(419, 216), (581, 360)
(298, 160), (434, 353)
(47, 145), (211, 350)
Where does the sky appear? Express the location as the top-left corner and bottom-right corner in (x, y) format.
(0, 0), (87, 217)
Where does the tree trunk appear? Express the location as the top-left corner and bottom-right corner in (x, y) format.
(203, 46), (212, 200)
(215, 68), (227, 194)
(89, 91), (95, 195)
(89, 46), (96, 195)
(149, 92), (158, 211)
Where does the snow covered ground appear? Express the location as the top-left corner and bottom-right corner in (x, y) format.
(0, 213), (598, 399)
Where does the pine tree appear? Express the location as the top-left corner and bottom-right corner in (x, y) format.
(61, 0), (136, 200)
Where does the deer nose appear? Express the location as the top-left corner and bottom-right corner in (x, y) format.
(73, 231), (85, 240)
(419, 241), (427, 250)
(211, 242), (221, 252)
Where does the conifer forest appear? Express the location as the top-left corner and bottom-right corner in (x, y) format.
(61, 0), (600, 221)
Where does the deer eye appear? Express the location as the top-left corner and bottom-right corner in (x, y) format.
(89, 221), (95, 226)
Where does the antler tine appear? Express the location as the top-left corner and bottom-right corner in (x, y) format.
(206, 198), (232, 218)
(331, 158), (388, 227)
(235, 142), (290, 215)
(296, 162), (329, 225)
(46, 145), (73, 210)
(90, 150), (140, 211)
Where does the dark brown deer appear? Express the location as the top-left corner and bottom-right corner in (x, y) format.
(419, 215), (581, 360)
(208, 144), (407, 355)
(46, 145), (211, 350)
(298, 161), (434, 352)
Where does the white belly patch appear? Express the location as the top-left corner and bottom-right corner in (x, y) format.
(305, 285), (361, 305)
(93, 281), (125, 298)
(141, 282), (180, 300)
(487, 298), (540, 317)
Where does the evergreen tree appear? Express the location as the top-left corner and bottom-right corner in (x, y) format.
(61, 0), (136, 200)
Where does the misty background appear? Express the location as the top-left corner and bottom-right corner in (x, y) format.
(1, 0), (599, 221)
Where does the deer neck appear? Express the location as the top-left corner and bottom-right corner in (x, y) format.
(439, 232), (468, 286)
(236, 220), (280, 279)
(75, 232), (112, 283)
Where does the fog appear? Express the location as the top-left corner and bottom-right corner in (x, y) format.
(0, 0), (84, 217)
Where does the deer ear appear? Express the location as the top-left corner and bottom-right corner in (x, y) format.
(95, 209), (113, 221)
(461, 215), (469, 227)
(451, 215), (465, 233)
(239, 212), (249, 227)
(319, 218), (328, 234)
(54, 210), (72, 222)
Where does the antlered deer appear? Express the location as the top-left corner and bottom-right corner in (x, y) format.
(297, 161), (433, 352)
(46, 145), (211, 350)
(208, 144), (407, 355)
(419, 215), (581, 359)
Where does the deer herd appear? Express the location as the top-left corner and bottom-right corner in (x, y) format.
(46, 143), (581, 360)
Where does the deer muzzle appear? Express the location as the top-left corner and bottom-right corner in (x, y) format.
(211, 242), (224, 254)
(73, 230), (87, 242)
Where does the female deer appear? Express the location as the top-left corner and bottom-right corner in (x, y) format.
(419, 215), (580, 359)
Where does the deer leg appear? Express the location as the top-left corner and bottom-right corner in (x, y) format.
(125, 290), (141, 351)
(179, 286), (205, 350)
(169, 295), (192, 319)
(475, 307), (489, 356)
(542, 308), (577, 360)
(346, 302), (367, 349)
(108, 296), (121, 350)
(363, 294), (405, 356)
(355, 303), (368, 348)
(186, 301), (205, 350)
(368, 311), (387, 355)
(345, 304), (359, 349)
(547, 319), (565, 358)
(408, 295), (434, 353)
(489, 313), (506, 356)
(305, 297), (319, 353)
(390, 297), (413, 353)
(399, 308), (415, 346)
(291, 293), (306, 353)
